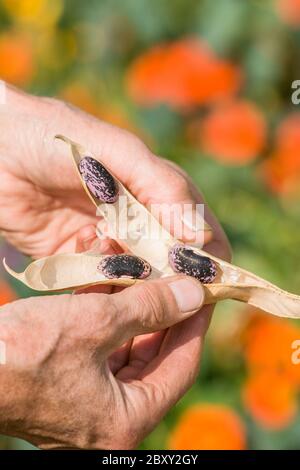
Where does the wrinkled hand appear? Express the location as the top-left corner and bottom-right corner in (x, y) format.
(0, 83), (228, 259)
(0, 83), (231, 449)
(0, 274), (207, 449)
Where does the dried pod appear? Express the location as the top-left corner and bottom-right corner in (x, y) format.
(98, 254), (151, 279)
(5, 252), (300, 319)
(78, 156), (119, 203)
(2, 254), (142, 292)
(169, 244), (217, 283)
(55, 135), (173, 273)
(5, 134), (300, 320)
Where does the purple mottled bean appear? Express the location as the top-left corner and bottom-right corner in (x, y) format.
(168, 243), (217, 283)
(98, 254), (152, 280)
(78, 156), (119, 203)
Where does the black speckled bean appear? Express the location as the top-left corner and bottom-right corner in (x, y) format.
(168, 244), (217, 283)
(78, 156), (119, 203)
(98, 254), (152, 279)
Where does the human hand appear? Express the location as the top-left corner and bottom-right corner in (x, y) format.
(0, 274), (208, 449)
(0, 82), (231, 449)
(0, 83), (229, 260)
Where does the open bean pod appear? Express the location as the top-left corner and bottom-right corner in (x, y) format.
(4, 135), (300, 319)
(3, 253), (156, 291)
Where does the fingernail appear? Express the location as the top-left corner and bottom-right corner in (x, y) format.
(169, 278), (204, 313)
(181, 208), (212, 233)
(83, 235), (97, 250)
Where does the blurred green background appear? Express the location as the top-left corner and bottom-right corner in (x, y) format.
(1, 0), (300, 450)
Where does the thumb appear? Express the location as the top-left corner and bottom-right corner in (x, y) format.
(111, 275), (205, 340)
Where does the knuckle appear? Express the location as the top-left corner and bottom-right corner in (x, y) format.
(88, 293), (119, 335)
(163, 157), (189, 178)
(46, 97), (72, 115)
(134, 284), (166, 331)
(117, 127), (152, 158)
(69, 293), (119, 344)
(170, 172), (190, 196)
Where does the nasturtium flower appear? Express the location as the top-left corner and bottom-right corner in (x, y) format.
(0, 32), (35, 86)
(0, 281), (16, 306)
(168, 404), (247, 450)
(243, 372), (298, 430)
(193, 101), (267, 165)
(276, 0), (300, 27)
(126, 39), (241, 110)
(261, 114), (300, 195)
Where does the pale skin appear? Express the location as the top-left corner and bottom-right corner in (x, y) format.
(0, 84), (231, 449)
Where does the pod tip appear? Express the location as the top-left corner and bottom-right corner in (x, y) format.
(2, 258), (17, 277)
(55, 134), (68, 143)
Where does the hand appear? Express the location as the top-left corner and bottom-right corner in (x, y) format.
(0, 82), (231, 449)
(0, 83), (229, 259)
(0, 274), (207, 449)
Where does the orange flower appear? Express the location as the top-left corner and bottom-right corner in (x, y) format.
(0, 281), (16, 306)
(0, 32), (35, 85)
(168, 404), (247, 450)
(126, 38), (241, 110)
(196, 101), (267, 165)
(242, 314), (300, 430)
(261, 150), (300, 195)
(243, 372), (297, 430)
(244, 315), (300, 387)
(261, 114), (300, 194)
(275, 114), (300, 151)
(276, 0), (300, 27)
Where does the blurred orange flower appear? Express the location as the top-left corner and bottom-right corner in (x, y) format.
(244, 315), (300, 386)
(261, 114), (300, 194)
(126, 39), (241, 110)
(242, 314), (300, 429)
(276, 113), (300, 151)
(0, 281), (16, 306)
(194, 101), (267, 165)
(168, 404), (247, 450)
(243, 372), (297, 430)
(0, 32), (35, 85)
(276, 0), (300, 27)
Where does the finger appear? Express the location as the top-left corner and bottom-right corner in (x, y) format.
(75, 224), (97, 253)
(188, 183), (231, 261)
(108, 339), (133, 374)
(115, 330), (167, 380)
(74, 228), (123, 295)
(4, 84), (212, 245)
(146, 306), (213, 386)
(71, 275), (204, 355)
(108, 275), (205, 348)
(122, 305), (213, 436)
(164, 159), (230, 259)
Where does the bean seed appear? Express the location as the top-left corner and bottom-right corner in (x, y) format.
(168, 243), (217, 283)
(98, 254), (152, 279)
(78, 156), (119, 203)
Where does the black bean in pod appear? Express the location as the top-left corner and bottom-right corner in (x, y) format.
(78, 156), (119, 203)
(168, 244), (217, 283)
(98, 254), (152, 279)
